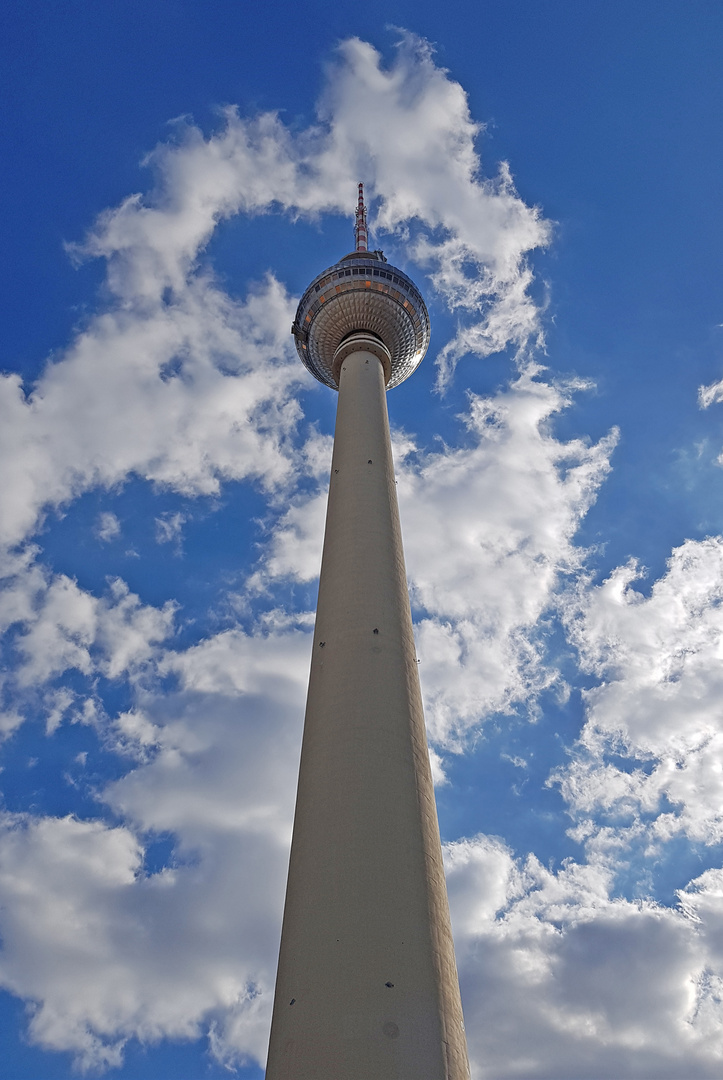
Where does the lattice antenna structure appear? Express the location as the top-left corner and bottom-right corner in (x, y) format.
(355, 181), (368, 251)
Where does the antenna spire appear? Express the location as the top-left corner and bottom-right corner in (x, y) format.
(355, 182), (368, 252)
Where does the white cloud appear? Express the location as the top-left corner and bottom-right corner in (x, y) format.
(699, 377), (723, 410)
(697, 377), (723, 467)
(94, 511), (121, 543)
(0, 624), (310, 1072)
(99, 579), (177, 681)
(446, 835), (723, 1079)
(0, 274), (303, 551)
(0, 710), (24, 740)
(248, 490), (328, 591)
(1, 561), (176, 692)
(14, 574), (97, 685)
(400, 368), (616, 746)
(557, 538), (723, 850)
(0, 810), (277, 1073)
(154, 511), (186, 551)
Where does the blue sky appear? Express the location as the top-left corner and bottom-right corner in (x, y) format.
(2, 2), (723, 1077)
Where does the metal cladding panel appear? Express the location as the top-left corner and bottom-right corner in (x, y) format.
(292, 256), (431, 390)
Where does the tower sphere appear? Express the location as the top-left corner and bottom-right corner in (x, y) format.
(291, 185), (431, 390)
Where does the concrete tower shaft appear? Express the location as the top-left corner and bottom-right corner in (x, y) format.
(265, 349), (470, 1079)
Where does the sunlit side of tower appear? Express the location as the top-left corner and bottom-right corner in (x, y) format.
(265, 185), (470, 1080)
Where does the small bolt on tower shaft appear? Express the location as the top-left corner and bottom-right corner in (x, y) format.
(266, 187), (470, 1080)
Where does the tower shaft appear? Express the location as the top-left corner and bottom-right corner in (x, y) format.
(266, 349), (469, 1079)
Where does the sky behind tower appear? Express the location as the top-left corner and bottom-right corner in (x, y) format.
(2, 3), (723, 1077)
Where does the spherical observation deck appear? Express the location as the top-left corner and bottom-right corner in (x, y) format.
(291, 249), (431, 391)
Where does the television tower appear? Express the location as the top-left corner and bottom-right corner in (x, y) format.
(266, 185), (470, 1079)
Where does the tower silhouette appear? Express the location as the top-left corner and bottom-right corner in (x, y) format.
(266, 185), (470, 1079)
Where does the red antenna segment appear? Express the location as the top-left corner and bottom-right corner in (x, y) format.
(355, 182), (368, 252)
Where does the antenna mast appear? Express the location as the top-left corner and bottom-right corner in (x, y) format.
(354, 182), (368, 251)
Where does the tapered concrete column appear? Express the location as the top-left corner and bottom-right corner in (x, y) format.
(266, 350), (470, 1080)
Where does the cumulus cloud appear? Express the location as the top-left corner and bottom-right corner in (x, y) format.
(0, 559), (175, 694)
(699, 377), (723, 410)
(155, 511), (187, 551)
(446, 834), (723, 1079)
(0, 274), (303, 551)
(698, 377), (723, 467)
(556, 538), (723, 853)
(0, 808), (275, 1073)
(400, 368), (616, 745)
(248, 490), (328, 590)
(94, 511), (121, 543)
(0, 710), (24, 740)
(0, 624), (310, 1072)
